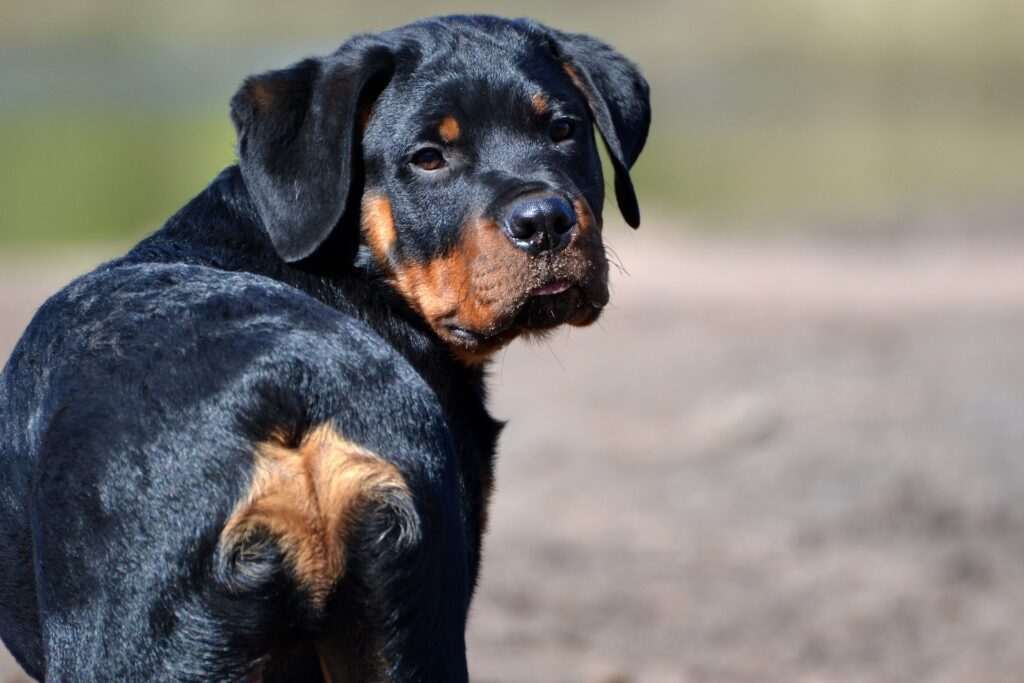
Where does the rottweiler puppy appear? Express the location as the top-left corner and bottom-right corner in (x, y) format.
(0, 15), (649, 682)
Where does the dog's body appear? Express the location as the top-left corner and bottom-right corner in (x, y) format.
(0, 16), (648, 681)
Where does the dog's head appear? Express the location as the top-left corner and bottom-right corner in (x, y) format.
(230, 16), (650, 364)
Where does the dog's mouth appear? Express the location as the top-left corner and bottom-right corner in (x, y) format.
(529, 279), (573, 297)
(437, 273), (608, 360)
(517, 281), (593, 330)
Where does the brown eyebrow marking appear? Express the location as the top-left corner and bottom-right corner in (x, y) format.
(438, 116), (460, 143)
(531, 92), (548, 115)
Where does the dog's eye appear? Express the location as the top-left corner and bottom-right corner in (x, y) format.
(550, 119), (576, 143)
(410, 148), (447, 171)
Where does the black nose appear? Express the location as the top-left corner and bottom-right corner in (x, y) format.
(502, 196), (577, 254)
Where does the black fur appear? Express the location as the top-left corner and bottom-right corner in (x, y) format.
(0, 15), (649, 681)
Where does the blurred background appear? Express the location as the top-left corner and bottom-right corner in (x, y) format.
(1, 1), (1023, 681)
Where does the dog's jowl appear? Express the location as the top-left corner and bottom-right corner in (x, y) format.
(0, 15), (649, 681)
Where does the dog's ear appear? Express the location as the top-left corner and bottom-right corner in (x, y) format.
(544, 29), (651, 228)
(231, 40), (396, 262)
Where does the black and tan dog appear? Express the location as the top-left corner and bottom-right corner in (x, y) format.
(0, 15), (649, 681)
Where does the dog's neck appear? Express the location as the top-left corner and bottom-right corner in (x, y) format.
(130, 165), (498, 398)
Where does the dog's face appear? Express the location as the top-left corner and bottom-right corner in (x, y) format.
(231, 16), (650, 363)
(358, 30), (618, 362)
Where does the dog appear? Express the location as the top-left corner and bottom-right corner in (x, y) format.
(0, 15), (649, 681)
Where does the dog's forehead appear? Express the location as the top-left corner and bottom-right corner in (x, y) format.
(373, 47), (577, 141)
(387, 21), (566, 102)
(392, 16), (549, 64)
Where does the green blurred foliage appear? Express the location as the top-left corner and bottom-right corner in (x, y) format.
(0, 115), (235, 242)
(0, 0), (1021, 244)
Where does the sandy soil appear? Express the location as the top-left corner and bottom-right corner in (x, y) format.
(2, 226), (1023, 682)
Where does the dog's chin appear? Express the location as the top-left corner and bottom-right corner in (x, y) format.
(514, 284), (602, 331)
(438, 280), (607, 363)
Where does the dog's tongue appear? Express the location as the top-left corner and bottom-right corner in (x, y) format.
(530, 280), (572, 297)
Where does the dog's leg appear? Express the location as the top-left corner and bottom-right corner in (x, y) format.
(221, 423), (466, 682)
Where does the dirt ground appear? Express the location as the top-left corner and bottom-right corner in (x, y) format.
(2, 223), (1023, 682)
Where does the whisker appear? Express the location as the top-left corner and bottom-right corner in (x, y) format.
(543, 338), (565, 371)
(498, 343), (510, 380)
(604, 244), (630, 277)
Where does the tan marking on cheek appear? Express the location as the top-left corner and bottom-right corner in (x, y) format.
(392, 259), (458, 322)
(438, 116), (460, 143)
(389, 219), (528, 365)
(361, 194), (397, 265)
(221, 425), (412, 608)
(531, 92), (548, 115)
(437, 219), (520, 332)
(395, 244), (484, 327)
(572, 196), (601, 234)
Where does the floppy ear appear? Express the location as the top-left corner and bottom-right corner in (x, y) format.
(231, 41), (396, 262)
(546, 30), (651, 228)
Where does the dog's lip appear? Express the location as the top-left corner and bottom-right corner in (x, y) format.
(442, 323), (487, 346)
(529, 280), (573, 297)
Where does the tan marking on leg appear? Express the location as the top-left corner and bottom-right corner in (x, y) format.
(222, 424), (411, 607)
(438, 116), (460, 143)
(317, 653), (334, 683)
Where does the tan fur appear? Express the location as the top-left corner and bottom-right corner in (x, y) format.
(438, 116), (460, 143)
(361, 193), (398, 267)
(531, 92), (548, 115)
(573, 195), (600, 234)
(222, 424), (411, 608)
(359, 192), (606, 365)
(388, 219), (526, 364)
